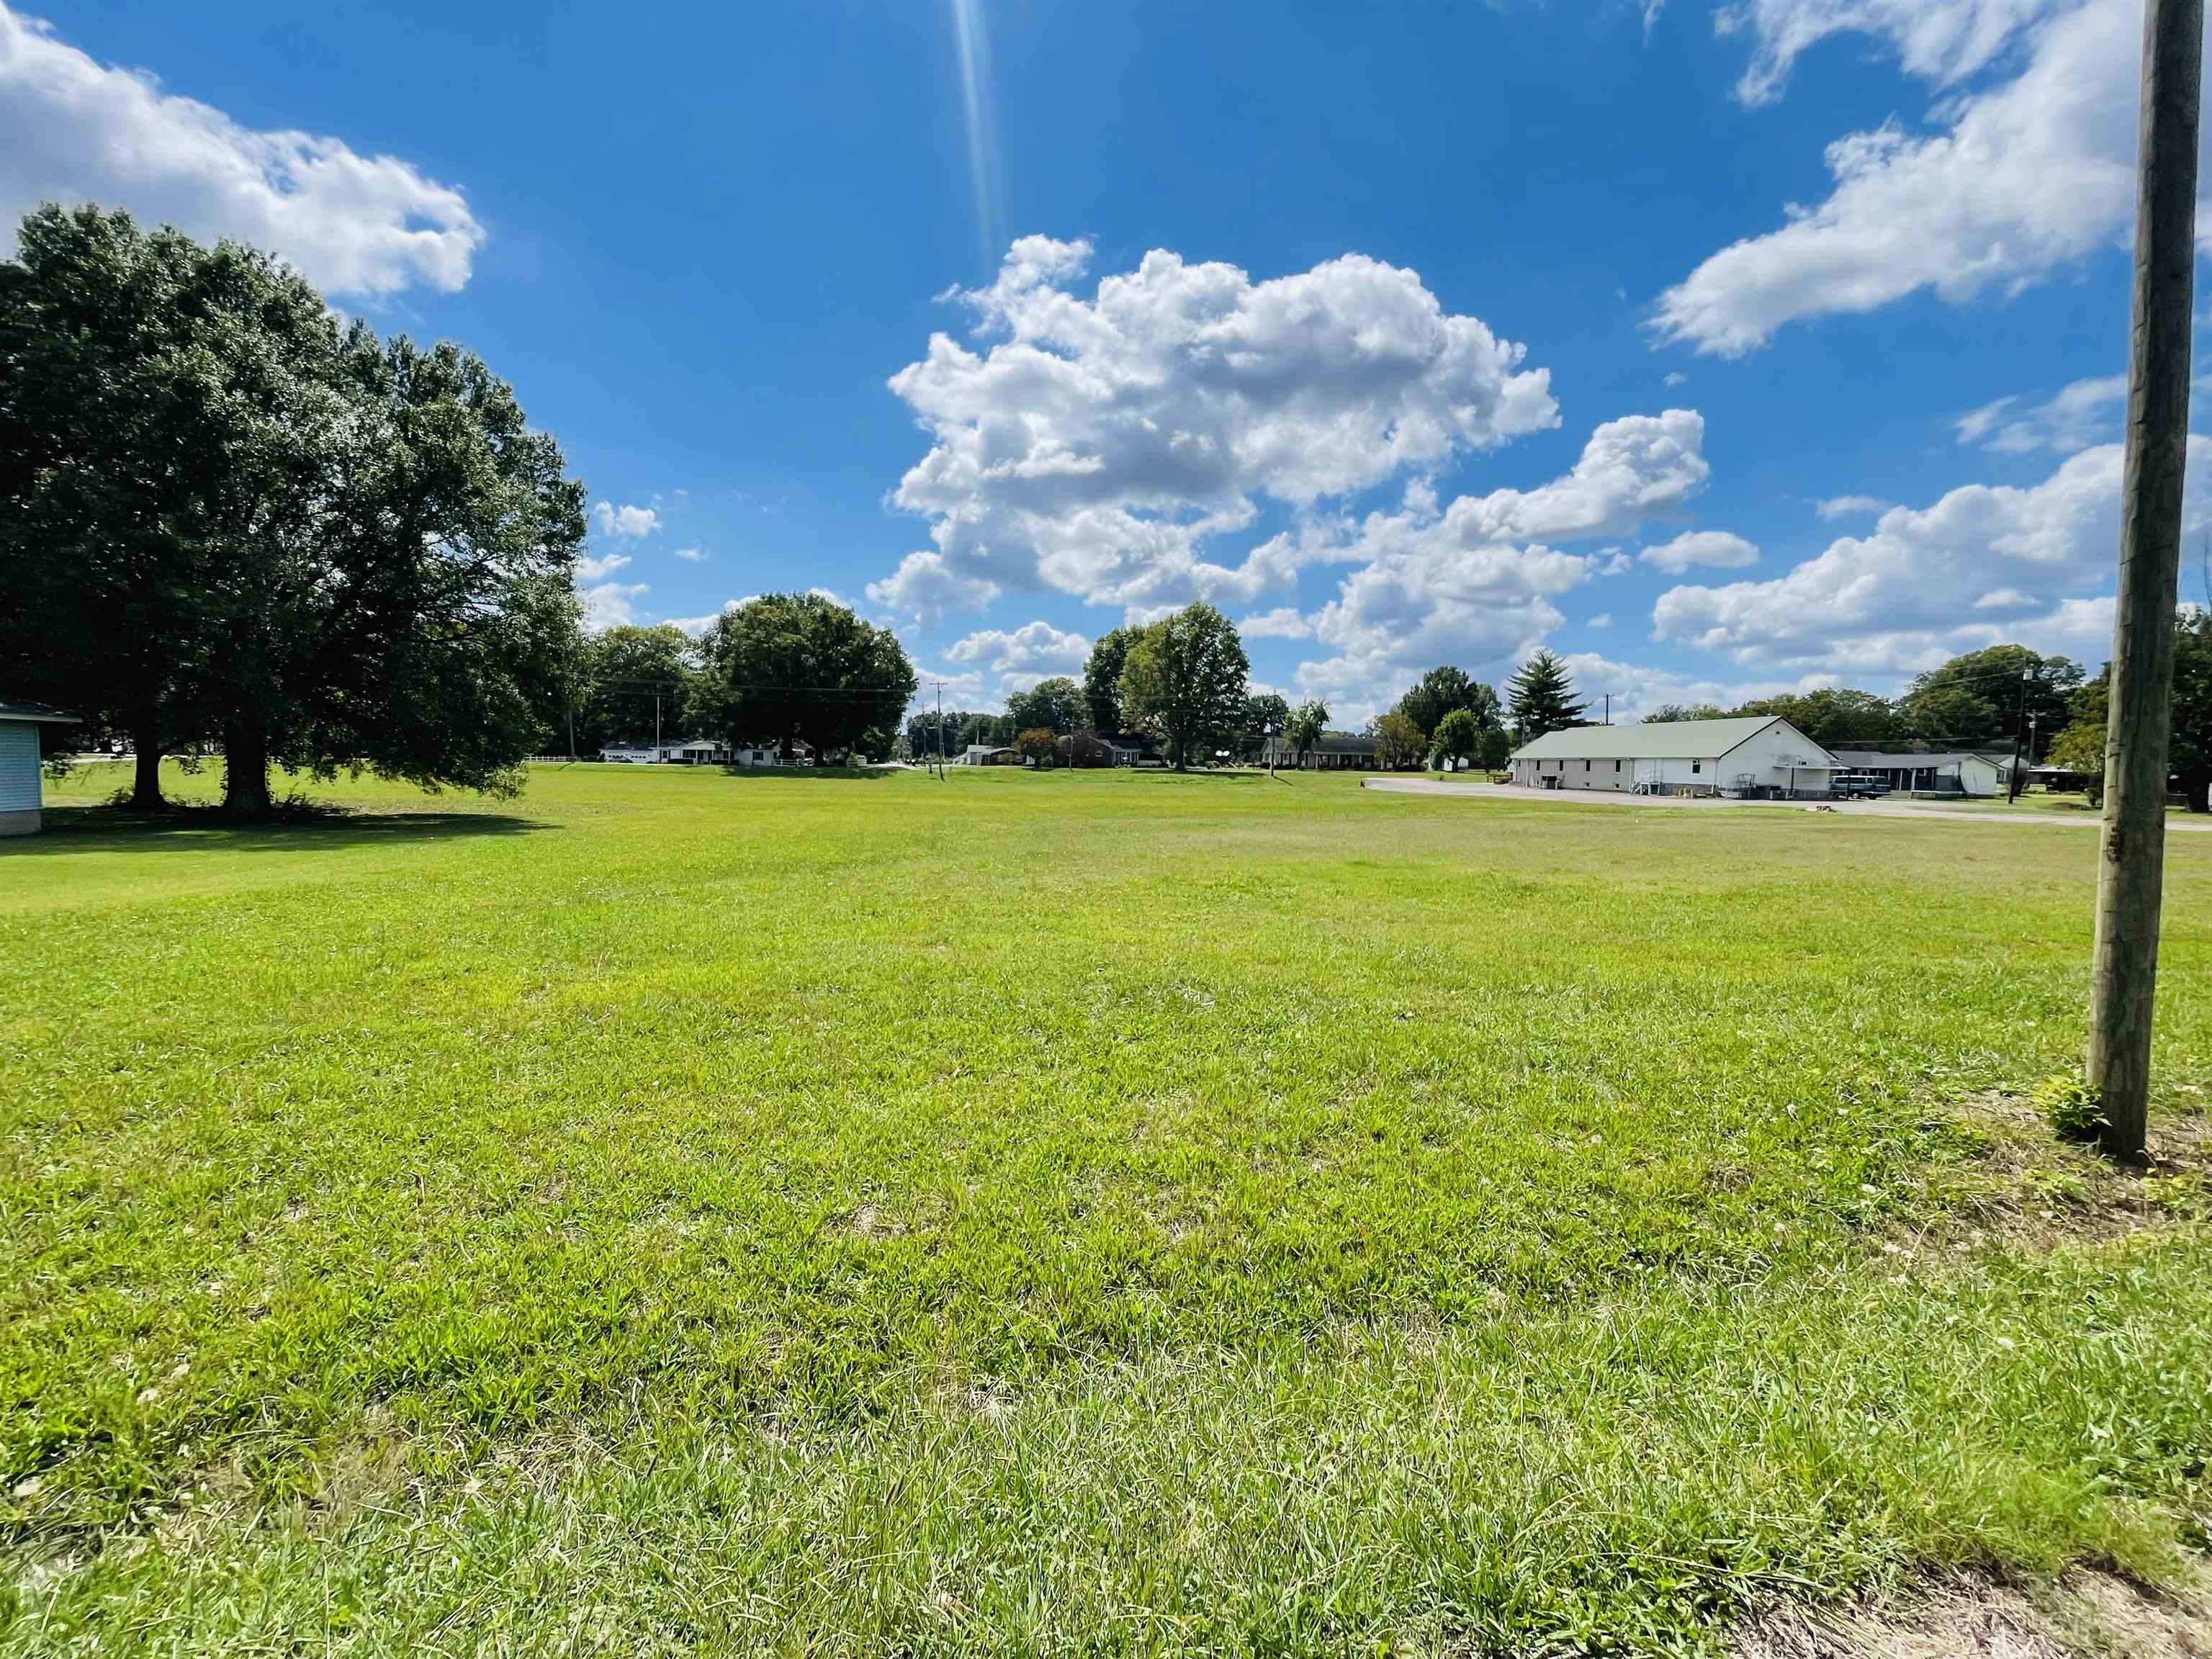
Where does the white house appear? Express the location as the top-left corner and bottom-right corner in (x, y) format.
(0, 699), (76, 835)
(1509, 716), (1840, 798)
(598, 739), (747, 765)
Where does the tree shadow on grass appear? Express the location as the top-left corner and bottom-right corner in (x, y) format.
(6, 804), (547, 857)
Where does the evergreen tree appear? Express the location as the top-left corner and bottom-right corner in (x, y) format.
(1506, 650), (1588, 742)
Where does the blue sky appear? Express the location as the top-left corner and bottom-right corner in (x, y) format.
(4, 0), (2197, 721)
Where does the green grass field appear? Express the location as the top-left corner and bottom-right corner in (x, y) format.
(4, 761), (2208, 1655)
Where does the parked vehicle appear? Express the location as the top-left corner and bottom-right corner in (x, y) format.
(1830, 773), (1887, 799)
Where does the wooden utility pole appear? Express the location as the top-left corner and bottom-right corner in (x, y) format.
(2007, 670), (2030, 803)
(2087, 0), (2202, 1162)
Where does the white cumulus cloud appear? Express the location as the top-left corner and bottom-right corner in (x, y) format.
(0, 5), (482, 299)
(1559, 650), (1798, 722)
(1956, 372), (2128, 453)
(943, 620), (1092, 683)
(591, 501), (661, 539)
(575, 551), (632, 582)
(1639, 529), (1760, 572)
(1283, 410), (1723, 719)
(1658, 0), (2147, 356)
(1444, 410), (1712, 543)
(1652, 436), (2212, 675)
(1815, 493), (1894, 521)
(884, 235), (1559, 612)
(1239, 607), (1316, 640)
(1718, 0), (2049, 107)
(581, 582), (649, 631)
(866, 549), (999, 626)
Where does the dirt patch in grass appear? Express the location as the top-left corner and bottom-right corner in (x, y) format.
(1736, 1566), (2212, 1658)
(1898, 1094), (2210, 1253)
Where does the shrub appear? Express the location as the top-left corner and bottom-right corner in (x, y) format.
(2033, 1074), (2106, 1142)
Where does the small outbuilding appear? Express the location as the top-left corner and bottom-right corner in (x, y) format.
(1826, 750), (2016, 797)
(1509, 715), (1839, 798)
(0, 699), (77, 835)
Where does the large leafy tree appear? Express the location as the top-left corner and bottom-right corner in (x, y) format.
(1082, 628), (1139, 734)
(1730, 688), (1901, 750)
(1506, 650), (1588, 743)
(286, 331), (585, 814)
(1897, 645), (2082, 749)
(1371, 709), (1426, 770)
(1013, 727), (1060, 767)
(0, 205), (308, 808)
(700, 593), (917, 763)
(1431, 708), (1481, 766)
(2048, 611), (2212, 811)
(907, 708), (997, 760)
(1118, 603), (1249, 770)
(1005, 675), (1085, 734)
(0, 204), (586, 817)
(1395, 666), (1501, 744)
(1642, 703), (1727, 724)
(580, 625), (704, 750)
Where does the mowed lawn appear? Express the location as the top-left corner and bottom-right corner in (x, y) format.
(3, 763), (2208, 1655)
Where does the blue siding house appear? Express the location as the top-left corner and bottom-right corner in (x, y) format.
(0, 701), (77, 835)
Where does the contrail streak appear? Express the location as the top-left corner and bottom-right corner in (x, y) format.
(948, 0), (1005, 271)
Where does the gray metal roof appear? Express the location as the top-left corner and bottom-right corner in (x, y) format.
(0, 698), (77, 724)
(1511, 716), (1790, 762)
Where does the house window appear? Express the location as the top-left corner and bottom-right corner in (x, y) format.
(1691, 761), (1702, 774)
(1583, 760), (1591, 771)
(1614, 760), (1622, 772)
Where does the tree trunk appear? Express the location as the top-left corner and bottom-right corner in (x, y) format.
(129, 708), (166, 811)
(222, 721), (272, 817)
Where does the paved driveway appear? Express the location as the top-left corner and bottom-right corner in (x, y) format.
(1359, 776), (2212, 832)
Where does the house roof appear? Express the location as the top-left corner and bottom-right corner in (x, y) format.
(1511, 716), (1799, 762)
(0, 698), (78, 724)
(1310, 731), (1377, 753)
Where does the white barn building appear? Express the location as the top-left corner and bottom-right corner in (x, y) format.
(1509, 716), (1840, 798)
